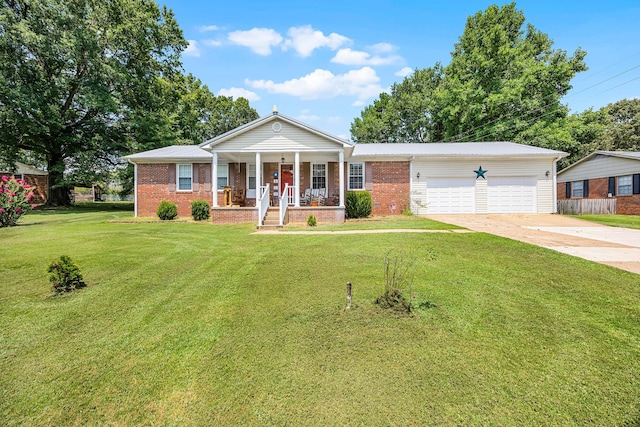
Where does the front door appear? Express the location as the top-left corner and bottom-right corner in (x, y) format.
(280, 164), (294, 204)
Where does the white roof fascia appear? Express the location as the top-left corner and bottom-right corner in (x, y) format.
(200, 113), (353, 150)
(122, 146), (212, 164)
(557, 150), (640, 176)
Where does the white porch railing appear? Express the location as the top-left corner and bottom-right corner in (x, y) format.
(257, 183), (270, 227)
(279, 184), (295, 226)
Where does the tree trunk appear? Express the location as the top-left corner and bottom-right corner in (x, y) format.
(46, 152), (71, 206)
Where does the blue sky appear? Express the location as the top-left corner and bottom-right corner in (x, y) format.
(161, 0), (640, 140)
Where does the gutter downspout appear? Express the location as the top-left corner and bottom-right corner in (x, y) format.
(552, 155), (562, 214)
(127, 160), (138, 218)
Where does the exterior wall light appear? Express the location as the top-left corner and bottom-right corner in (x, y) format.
(416, 172), (421, 179)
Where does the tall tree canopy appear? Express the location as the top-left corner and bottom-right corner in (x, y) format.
(595, 98), (640, 152)
(0, 0), (187, 205)
(351, 3), (588, 146)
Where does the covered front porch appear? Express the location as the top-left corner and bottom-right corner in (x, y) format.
(200, 111), (353, 227)
(209, 151), (347, 226)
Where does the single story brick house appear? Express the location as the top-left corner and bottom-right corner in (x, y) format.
(557, 151), (640, 215)
(124, 111), (567, 225)
(0, 162), (48, 204)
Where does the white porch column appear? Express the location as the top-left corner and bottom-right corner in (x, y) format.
(133, 163), (138, 217)
(212, 152), (218, 207)
(294, 151), (300, 207)
(339, 150), (345, 207)
(255, 151), (261, 197)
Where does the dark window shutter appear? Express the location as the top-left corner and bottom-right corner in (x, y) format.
(192, 164), (200, 192)
(204, 165), (212, 192)
(583, 180), (589, 197)
(565, 182), (571, 199)
(608, 177), (615, 196)
(169, 165), (176, 192)
(633, 174), (640, 195)
(365, 162), (373, 191)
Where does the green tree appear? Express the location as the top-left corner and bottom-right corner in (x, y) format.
(0, 0), (187, 205)
(350, 3), (587, 146)
(351, 66), (443, 143)
(595, 98), (640, 152)
(439, 3), (587, 142)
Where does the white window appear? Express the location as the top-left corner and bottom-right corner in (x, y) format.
(571, 180), (583, 198)
(248, 164), (256, 190)
(618, 175), (632, 195)
(312, 164), (326, 190)
(348, 163), (364, 190)
(217, 164), (228, 190)
(14, 174), (23, 181)
(177, 164), (192, 191)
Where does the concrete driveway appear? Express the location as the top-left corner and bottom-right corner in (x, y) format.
(424, 214), (640, 275)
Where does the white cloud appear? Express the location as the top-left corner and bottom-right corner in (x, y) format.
(297, 109), (320, 121)
(228, 28), (283, 55)
(283, 25), (350, 57)
(218, 87), (261, 102)
(202, 39), (223, 47)
(199, 25), (219, 33)
(331, 48), (401, 66)
(245, 67), (384, 103)
(369, 42), (395, 54)
(395, 66), (413, 77)
(183, 40), (201, 57)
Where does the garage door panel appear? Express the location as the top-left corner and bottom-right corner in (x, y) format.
(426, 177), (475, 214)
(488, 177), (536, 213)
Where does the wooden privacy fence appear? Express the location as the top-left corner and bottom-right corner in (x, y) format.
(557, 199), (616, 215)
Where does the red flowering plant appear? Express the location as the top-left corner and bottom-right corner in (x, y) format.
(0, 175), (36, 227)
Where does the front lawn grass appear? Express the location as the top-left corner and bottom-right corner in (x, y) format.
(574, 214), (640, 229)
(285, 214), (460, 231)
(1, 207), (640, 425)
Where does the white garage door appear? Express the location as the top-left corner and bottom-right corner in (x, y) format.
(487, 177), (536, 213)
(426, 177), (475, 213)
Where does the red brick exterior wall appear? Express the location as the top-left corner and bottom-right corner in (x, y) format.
(212, 208), (258, 224)
(287, 207), (345, 223)
(137, 163), (213, 217)
(557, 176), (640, 215)
(369, 161), (410, 215)
(25, 174), (48, 204)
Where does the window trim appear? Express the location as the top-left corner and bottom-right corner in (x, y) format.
(348, 162), (365, 190)
(217, 163), (229, 191)
(311, 163), (328, 190)
(177, 164), (193, 192)
(571, 180), (584, 198)
(618, 175), (633, 196)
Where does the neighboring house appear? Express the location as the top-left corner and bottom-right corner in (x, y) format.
(123, 111), (567, 225)
(0, 162), (48, 204)
(557, 151), (640, 215)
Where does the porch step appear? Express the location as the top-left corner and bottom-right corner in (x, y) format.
(260, 207), (283, 229)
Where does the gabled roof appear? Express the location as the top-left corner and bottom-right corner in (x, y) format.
(352, 141), (567, 158)
(200, 113), (353, 150)
(558, 150), (640, 175)
(0, 162), (48, 175)
(123, 145), (211, 163)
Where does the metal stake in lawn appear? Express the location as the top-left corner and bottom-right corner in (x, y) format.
(346, 282), (352, 310)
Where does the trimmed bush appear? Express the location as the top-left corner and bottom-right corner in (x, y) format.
(191, 199), (210, 221)
(0, 175), (36, 227)
(306, 215), (317, 226)
(345, 190), (372, 219)
(48, 255), (86, 294)
(157, 200), (178, 220)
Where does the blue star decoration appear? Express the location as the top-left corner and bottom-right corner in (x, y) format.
(474, 166), (487, 179)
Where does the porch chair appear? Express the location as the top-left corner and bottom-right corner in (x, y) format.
(300, 188), (311, 206)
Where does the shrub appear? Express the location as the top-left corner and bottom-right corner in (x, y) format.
(48, 255), (86, 294)
(306, 215), (317, 226)
(0, 175), (36, 227)
(345, 191), (372, 219)
(191, 199), (210, 221)
(157, 200), (178, 220)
